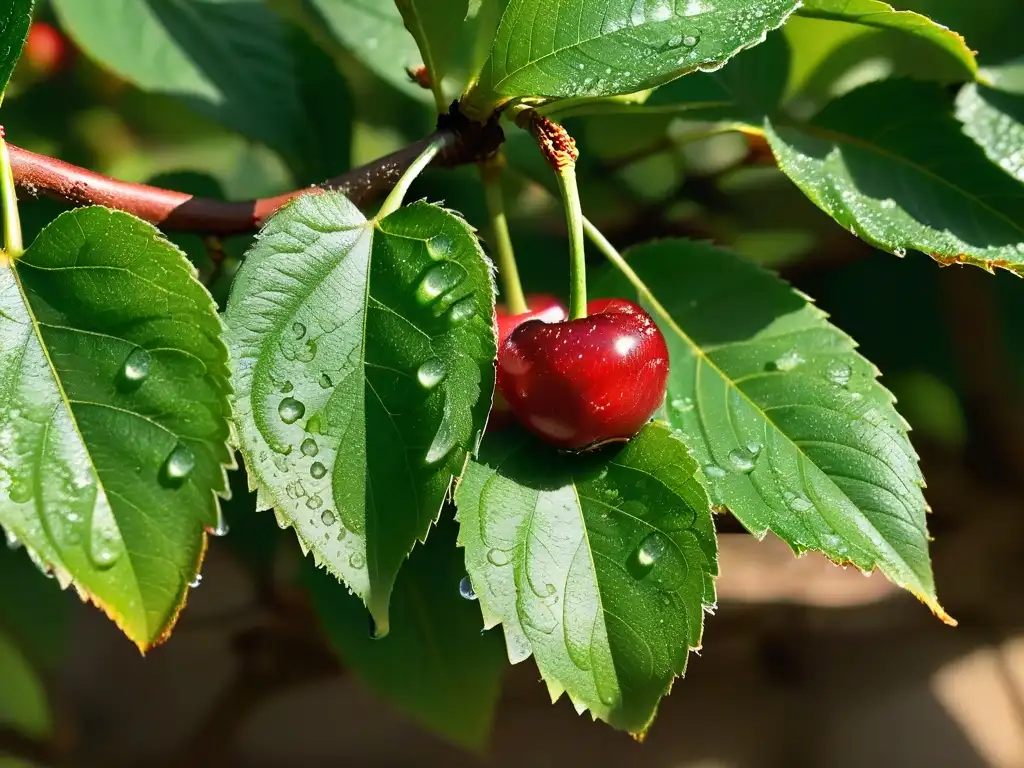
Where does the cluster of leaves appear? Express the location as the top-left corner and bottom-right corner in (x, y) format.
(1, 0), (1021, 748)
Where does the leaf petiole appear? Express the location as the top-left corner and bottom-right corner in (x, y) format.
(0, 129), (23, 258)
(480, 156), (527, 315)
(375, 134), (453, 221)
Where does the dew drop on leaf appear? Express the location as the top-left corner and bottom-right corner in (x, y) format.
(459, 576), (477, 600)
(292, 322), (306, 339)
(161, 442), (196, 487)
(190, 573), (203, 588)
(629, 532), (668, 579)
(486, 548), (511, 566)
(827, 360), (852, 387)
(682, 34), (699, 47)
(309, 461), (327, 479)
(318, 373), (333, 389)
(727, 447), (757, 473)
(306, 413), (324, 434)
(278, 397), (305, 424)
(416, 264), (464, 304)
(211, 518), (230, 537)
(416, 358), (447, 389)
(670, 396), (694, 414)
(8, 481), (31, 504)
(320, 509), (336, 526)
(425, 419), (457, 464)
(5, 528), (21, 549)
(774, 350), (804, 372)
(448, 297), (476, 326)
(88, 531), (121, 570)
(118, 348), (152, 390)
(427, 235), (452, 259)
(349, 551), (366, 569)
(281, 380), (294, 393)
(300, 438), (319, 457)
(305, 494), (323, 510)
(703, 464), (727, 478)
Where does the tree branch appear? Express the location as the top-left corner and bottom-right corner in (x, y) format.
(8, 108), (504, 236)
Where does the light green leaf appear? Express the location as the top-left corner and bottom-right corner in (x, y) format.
(226, 193), (495, 636)
(765, 79), (1024, 273)
(0, 630), (51, 740)
(461, 0), (801, 118)
(307, 0), (427, 98)
(455, 423), (717, 734)
(0, 208), (232, 650)
(796, 0), (976, 79)
(306, 513), (506, 750)
(956, 60), (1024, 183)
(50, 0), (321, 161)
(0, 0), (33, 100)
(396, 0), (470, 106)
(593, 238), (952, 624)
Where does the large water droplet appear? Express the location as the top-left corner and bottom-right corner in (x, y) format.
(703, 464), (727, 479)
(425, 419), (457, 465)
(417, 358), (446, 389)
(310, 461), (327, 479)
(427, 235), (452, 259)
(5, 528), (22, 549)
(448, 297), (476, 326)
(682, 33), (699, 47)
(487, 548), (511, 566)
(211, 518), (230, 537)
(161, 442), (196, 488)
(629, 532), (668, 579)
(318, 373), (333, 389)
(293, 322), (306, 339)
(278, 397), (305, 424)
(349, 552), (366, 569)
(784, 490), (814, 513)
(728, 447), (757, 473)
(321, 509), (336, 526)
(459, 576), (477, 600)
(306, 413), (324, 434)
(190, 573), (203, 588)
(89, 532), (120, 570)
(306, 494), (323, 510)
(773, 350), (804, 372)
(9, 482), (31, 504)
(301, 438), (319, 457)
(416, 263), (464, 304)
(118, 348), (152, 391)
(827, 360), (852, 387)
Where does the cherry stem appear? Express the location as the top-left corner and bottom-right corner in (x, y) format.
(374, 134), (453, 221)
(480, 157), (528, 315)
(0, 131), (23, 259)
(582, 218), (653, 305)
(558, 164), (587, 320)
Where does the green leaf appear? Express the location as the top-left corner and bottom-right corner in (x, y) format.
(50, 0), (325, 161)
(0, 630), (51, 740)
(461, 0), (801, 118)
(226, 193), (496, 636)
(0, 207), (232, 650)
(956, 61), (1024, 183)
(593, 238), (952, 624)
(307, 0), (427, 98)
(795, 0), (976, 79)
(765, 79), (1024, 273)
(396, 0), (470, 101)
(0, 0), (32, 100)
(306, 512), (506, 750)
(455, 423), (717, 734)
(0, 547), (70, 669)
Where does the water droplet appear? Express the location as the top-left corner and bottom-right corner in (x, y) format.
(703, 464), (727, 479)
(318, 373), (333, 389)
(9, 482), (31, 504)
(784, 491), (814, 513)
(368, 614), (382, 639)
(425, 419), (457, 465)
(487, 548), (511, 566)
(306, 494), (323, 510)
(827, 360), (852, 387)
(306, 414), (324, 434)
(89, 533), (120, 570)
(281, 380), (294, 393)
(448, 297), (476, 325)
(190, 573), (203, 588)
(773, 350), (804, 372)
(293, 322), (306, 339)
(893, 246), (907, 257)
(321, 509), (336, 526)
(630, 532), (668, 579)
(459, 576), (477, 600)
(161, 442), (195, 488)
(118, 348), (151, 390)
(211, 518), (230, 537)
(416, 263), (464, 304)
(301, 438), (319, 457)
(336, 525), (347, 541)
(728, 447), (757, 473)
(682, 34), (699, 47)
(310, 461), (327, 479)
(278, 397), (305, 424)
(349, 552), (366, 569)
(427, 235), (452, 259)
(5, 528), (21, 549)
(670, 397), (694, 414)
(417, 358), (447, 389)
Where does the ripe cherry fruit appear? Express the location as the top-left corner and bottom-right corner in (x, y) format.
(489, 294), (568, 431)
(23, 23), (71, 78)
(497, 298), (669, 450)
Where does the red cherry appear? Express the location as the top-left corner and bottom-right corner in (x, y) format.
(496, 298), (669, 450)
(23, 22), (70, 77)
(489, 294), (568, 431)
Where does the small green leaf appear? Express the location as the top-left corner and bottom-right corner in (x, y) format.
(594, 238), (952, 624)
(226, 193), (495, 636)
(307, 0), (427, 98)
(396, 0), (470, 101)
(306, 513), (506, 750)
(455, 423), (717, 734)
(50, 0), (323, 161)
(461, 0), (801, 118)
(0, 208), (232, 650)
(796, 0), (977, 79)
(0, 630), (51, 740)
(765, 79), (1024, 272)
(0, 0), (33, 100)
(957, 61), (1024, 183)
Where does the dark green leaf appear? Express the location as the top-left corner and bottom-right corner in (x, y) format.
(455, 423), (717, 734)
(765, 79), (1024, 272)
(307, 0), (427, 98)
(956, 60), (1024, 183)
(0, 0), (33, 100)
(50, 0), (326, 161)
(796, 0), (976, 78)
(226, 193), (496, 635)
(0, 547), (70, 669)
(396, 0), (470, 103)
(461, 0), (801, 118)
(594, 238), (952, 624)
(0, 631), (51, 740)
(306, 513), (506, 749)
(0, 208), (232, 650)
(891, 0), (1018, 66)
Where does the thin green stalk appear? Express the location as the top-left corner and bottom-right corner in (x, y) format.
(558, 164), (587, 319)
(480, 159), (527, 314)
(375, 135), (451, 221)
(583, 218), (650, 302)
(0, 134), (23, 258)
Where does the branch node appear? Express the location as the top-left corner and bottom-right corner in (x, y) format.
(515, 110), (578, 170)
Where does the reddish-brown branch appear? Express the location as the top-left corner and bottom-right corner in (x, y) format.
(8, 109), (503, 236)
